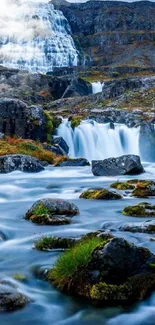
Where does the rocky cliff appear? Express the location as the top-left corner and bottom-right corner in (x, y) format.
(54, 0), (155, 69)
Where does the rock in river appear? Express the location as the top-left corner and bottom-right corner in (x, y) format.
(80, 188), (122, 200)
(24, 198), (79, 225)
(123, 202), (155, 217)
(49, 237), (155, 304)
(119, 220), (155, 233)
(0, 154), (44, 173)
(92, 155), (144, 176)
(0, 282), (28, 312)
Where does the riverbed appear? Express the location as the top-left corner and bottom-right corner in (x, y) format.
(0, 163), (155, 325)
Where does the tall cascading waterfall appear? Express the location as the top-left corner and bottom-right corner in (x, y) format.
(57, 119), (140, 161)
(0, 0), (78, 73)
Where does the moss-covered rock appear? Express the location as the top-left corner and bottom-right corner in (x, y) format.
(24, 198), (79, 225)
(80, 188), (122, 200)
(48, 237), (155, 305)
(0, 282), (28, 311)
(122, 202), (155, 217)
(35, 231), (113, 251)
(131, 180), (155, 198)
(69, 116), (83, 129)
(110, 182), (135, 190)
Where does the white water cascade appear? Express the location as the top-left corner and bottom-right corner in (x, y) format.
(0, 0), (78, 73)
(57, 119), (140, 161)
(92, 81), (104, 94)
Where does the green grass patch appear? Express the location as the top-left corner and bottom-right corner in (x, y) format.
(35, 236), (56, 250)
(48, 236), (105, 290)
(32, 203), (50, 216)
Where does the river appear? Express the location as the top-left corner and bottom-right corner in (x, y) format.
(0, 163), (155, 325)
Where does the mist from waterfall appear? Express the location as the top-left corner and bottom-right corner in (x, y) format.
(0, 0), (78, 72)
(57, 119), (140, 161)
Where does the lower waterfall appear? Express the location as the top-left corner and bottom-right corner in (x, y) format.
(57, 119), (140, 161)
(92, 82), (104, 94)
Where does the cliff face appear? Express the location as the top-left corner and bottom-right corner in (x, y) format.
(54, 1), (155, 68)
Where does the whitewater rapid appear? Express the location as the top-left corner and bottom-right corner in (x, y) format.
(57, 119), (140, 161)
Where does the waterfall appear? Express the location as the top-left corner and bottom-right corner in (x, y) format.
(57, 119), (140, 161)
(92, 82), (104, 94)
(0, 0), (78, 73)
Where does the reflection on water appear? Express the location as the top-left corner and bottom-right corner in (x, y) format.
(0, 164), (155, 325)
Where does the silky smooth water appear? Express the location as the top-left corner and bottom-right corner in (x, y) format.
(0, 0), (78, 72)
(0, 163), (155, 325)
(57, 120), (140, 161)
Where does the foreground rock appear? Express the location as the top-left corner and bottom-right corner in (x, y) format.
(25, 198), (79, 225)
(35, 230), (113, 251)
(49, 237), (155, 304)
(123, 202), (155, 217)
(0, 282), (28, 312)
(0, 154), (44, 173)
(119, 220), (155, 233)
(80, 188), (122, 200)
(56, 158), (90, 167)
(92, 155), (144, 176)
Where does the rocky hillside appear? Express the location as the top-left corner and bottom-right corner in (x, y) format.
(54, 0), (155, 69)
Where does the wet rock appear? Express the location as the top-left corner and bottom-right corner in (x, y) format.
(122, 202), (155, 217)
(0, 154), (44, 173)
(49, 236), (155, 304)
(24, 198), (79, 225)
(92, 155), (144, 176)
(119, 220), (155, 233)
(56, 158), (90, 167)
(110, 181), (135, 190)
(80, 188), (122, 200)
(52, 137), (69, 155)
(131, 180), (155, 198)
(0, 282), (28, 311)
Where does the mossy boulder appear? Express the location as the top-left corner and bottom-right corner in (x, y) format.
(110, 182), (135, 190)
(69, 116), (83, 129)
(24, 198), (79, 225)
(119, 220), (155, 233)
(80, 188), (122, 200)
(0, 282), (28, 311)
(131, 180), (155, 198)
(35, 230), (113, 251)
(48, 237), (155, 305)
(123, 202), (155, 217)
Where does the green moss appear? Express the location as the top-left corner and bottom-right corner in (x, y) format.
(110, 182), (135, 190)
(44, 111), (53, 143)
(48, 237), (106, 290)
(32, 203), (50, 216)
(148, 263), (155, 270)
(123, 202), (155, 217)
(13, 274), (27, 281)
(70, 116), (82, 129)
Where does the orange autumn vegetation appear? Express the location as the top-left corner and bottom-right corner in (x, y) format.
(0, 137), (66, 165)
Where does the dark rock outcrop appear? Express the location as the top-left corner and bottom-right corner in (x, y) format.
(24, 198), (79, 225)
(43, 137), (69, 156)
(139, 122), (155, 162)
(0, 282), (28, 311)
(92, 155), (144, 176)
(0, 98), (46, 142)
(0, 154), (44, 173)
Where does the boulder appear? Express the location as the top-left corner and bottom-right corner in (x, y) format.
(131, 180), (155, 198)
(80, 188), (122, 200)
(92, 155), (144, 176)
(49, 236), (155, 304)
(0, 154), (44, 173)
(0, 282), (28, 311)
(56, 158), (90, 167)
(119, 220), (155, 234)
(123, 202), (155, 217)
(52, 136), (69, 155)
(24, 198), (79, 225)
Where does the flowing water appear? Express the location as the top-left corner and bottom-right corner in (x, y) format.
(0, 0), (78, 72)
(57, 119), (140, 161)
(92, 82), (104, 94)
(0, 164), (155, 325)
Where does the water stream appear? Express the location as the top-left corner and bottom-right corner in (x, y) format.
(0, 164), (155, 325)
